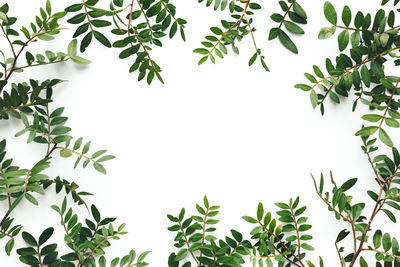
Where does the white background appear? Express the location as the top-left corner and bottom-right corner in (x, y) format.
(1, 0), (400, 266)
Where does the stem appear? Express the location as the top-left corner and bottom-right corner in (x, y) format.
(349, 173), (396, 266)
(80, 233), (117, 267)
(1, 25), (16, 58)
(334, 241), (345, 267)
(278, 0), (296, 29)
(362, 136), (382, 186)
(206, 0), (250, 58)
(313, 46), (400, 92)
(361, 248), (400, 259)
(60, 212), (82, 265)
(45, 143), (58, 158)
(289, 206), (301, 258)
(377, 77), (400, 129)
(258, 221), (304, 267)
(12, 58), (70, 72)
(82, 0), (94, 33)
(136, 0), (154, 40)
(178, 220), (200, 266)
(244, 14), (258, 51)
(3, 17), (57, 84)
(199, 206), (209, 257)
(37, 245), (44, 267)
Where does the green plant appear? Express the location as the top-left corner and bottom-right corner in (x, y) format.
(0, 1), (149, 266)
(167, 1), (400, 266)
(64, 0), (186, 84)
(194, 0), (308, 70)
(168, 196), (318, 267)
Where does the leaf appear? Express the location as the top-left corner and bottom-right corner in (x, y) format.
(91, 205), (101, 222)
(94, 162), (106, 174)
(379, 128), (393, 147)
(355, 126), (378, 136)
(5, 239), (14, 256)
(383, 233), (392, 251)
(71, 56), (91, 65)
(340, 178), (357, 192)
(338, 30), (349, 51)
(193, 48), (209, 55)
(293, 3), (307, 20)
(93, 31), (111, 48)
(257, 203), (264, 221)
(359, 257), (368, 267)
(310, 90), (318, 109)
(278, 30), (298, 54)
(284, 21), (304, 34)
(341, 6), (351, 26)
(39, 228), (54, 245)
(67, 39), (77, 56)
(22, 232), (37, 246)
(0, 11), (8, 23)
(242, 216), (258, 224)
(335, 229), (349, 243)
(373, 230), (382, 248)
(324, 2), (337, 25)
(248, 52), (257, 66)
(318, 26), (336, 40)
(362, 114), (382, 122)
(382, 209), (396, 222)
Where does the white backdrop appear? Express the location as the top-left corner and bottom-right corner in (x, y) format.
(1, 0), (399, 266)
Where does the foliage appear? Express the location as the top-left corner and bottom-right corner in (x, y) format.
(167, 196), (319, 267)
(293, 1), (400, 266)
(194, 0), (308, 70)
(0, 1), (149, 266)
(64, 0), (186, 84)
(16, 197), (150, 267)
(295, 1), (400, 147)
(4, 0), (400, 267)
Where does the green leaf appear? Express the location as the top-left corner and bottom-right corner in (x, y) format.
(91, 205), (101, 222)
(39, 228), (54, 245)
(94, 162), (106, 174)
(359, 257), (368, 267)
(68, 39), (77, 56)
(310, 90), (318, 109)
(373, 230), (382, 248)
(71, 56), (91, 65)
(242, 216), (258, 224)
(362, 114), (382, 122)
(210, 27), (223, 35)
(341, 6), (352, 26)
(340, 178), (357, 192)
(0, 11), (8, 23)
(5, 239), (14, 256)
(361, 65), (371, 87)
(338, 30), (349, 51)
(324, 2), (337, 25)
(248, 52), (257, 66)
(45, 0), (52, 15)
(318, 26), (336, 40)
(293, 3), (307, 20)
(93, 31), (111, 48)
(336, 229), (349, 243)
(22, 232), (37, 246)
(278, 30), (298, 54)
(193, 48), (209, 55)
(383, 233), (392, 251)
(284, 21), (304, 34)
(355, 126), (378, 136)
(379, 128), (393, 147)
(257, 203), (264, 221)
(382, 209), (396, 222)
